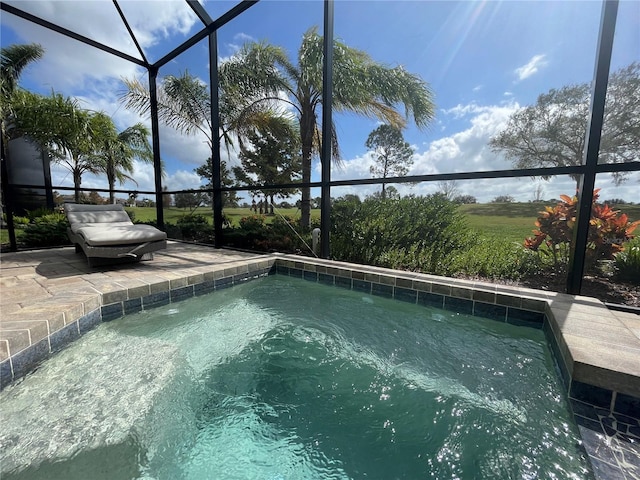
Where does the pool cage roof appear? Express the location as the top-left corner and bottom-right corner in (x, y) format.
(1, 0), (637, 297)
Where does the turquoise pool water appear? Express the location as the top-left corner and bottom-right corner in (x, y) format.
(0, 276), (592, 479)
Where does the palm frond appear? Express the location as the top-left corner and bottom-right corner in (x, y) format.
(1, 43), (44, 100)
(120, 74), (212, 143)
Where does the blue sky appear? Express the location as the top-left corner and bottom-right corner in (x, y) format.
(1, 0), (639, 203)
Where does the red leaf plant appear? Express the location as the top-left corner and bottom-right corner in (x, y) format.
(524, 189), (640, 272)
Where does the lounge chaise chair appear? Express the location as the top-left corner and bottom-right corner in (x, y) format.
(64, 203), (167, 267)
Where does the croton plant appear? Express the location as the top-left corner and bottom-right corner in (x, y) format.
(524, 189), (640, 272)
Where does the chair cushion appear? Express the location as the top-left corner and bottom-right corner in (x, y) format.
(76, 225), (167, 246)
(64, 203), (133, 228)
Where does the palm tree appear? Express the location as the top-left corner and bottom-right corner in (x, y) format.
(10, 91), (101, 203)
(122, 72), (213, 145)
(121, 28), (435, 228)
(1, 44), (44, 223)
(106, 123), (154, 204)
(120, 71), (288, 211)
(90, 112), (153, 204)
(1, 43), (44, 125)
(220, 27), (435, 227)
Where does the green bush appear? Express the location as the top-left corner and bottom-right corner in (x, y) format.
(331, 194), (473, 275)
(447, 236), (542, 280)
(25, 207), (55, 222)
(238, 215), (266, 234)
(11, 216), (30, 228)
(176, 214), (213, 242)
(225, 214), (313, 253)
(614, 237), (640, 283)
(21, 213), (69, 247)
(267, 215), (313, 252)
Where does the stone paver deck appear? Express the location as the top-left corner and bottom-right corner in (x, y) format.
(0, 243), (268, 372)
(0, 242), (638, 479)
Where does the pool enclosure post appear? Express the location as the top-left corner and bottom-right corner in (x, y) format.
(320, 0), (335, 259)
(566, 0), (618, 294)
(149, 68), (165, 230)
(209, 31), (224, 248)
(0, 136), (17, 251)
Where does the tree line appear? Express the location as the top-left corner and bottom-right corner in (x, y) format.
(3, 34), (638, 225)
(1, 44), (154, 205)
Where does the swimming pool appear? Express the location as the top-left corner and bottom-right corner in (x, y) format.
(0, 275), (593, 479)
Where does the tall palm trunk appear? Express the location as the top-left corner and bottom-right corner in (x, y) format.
(108, 177), (116, 204)
(73, 167), (82, 204)
(107, 161), (116, 204)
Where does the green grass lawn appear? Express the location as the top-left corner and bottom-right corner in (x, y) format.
(460, 202), (640, 244)
(0, 228), (23, 245)
(459, 203), (545, 244)
(125, 206), (320, 227)
(123, 202), (639, 244)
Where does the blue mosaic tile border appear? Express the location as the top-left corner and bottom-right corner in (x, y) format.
(0, 308), (101, 390)
(100, 267), (272, 322)
(1, 267), (273, 390)
(276, 264), (546, 329)
(570, 398), (640, 479)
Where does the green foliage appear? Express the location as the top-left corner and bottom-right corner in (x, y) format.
(11, 215), (30, 227)
(234, 119), (301, 203)
(331, 194), (472, 275)
(366, 124), (414, 200)
(524, 190), (640, 273)
(238, 214), (266, 233)
(195, 158), (240, 207)
(614, 237), (640, 283)
(492, 195), (515, 203)
(216, 27), (435, 228)
(453, 195), (477, 204)
(447, 237), (541, 280)
(174, 191), (208, 210)
(330, 195), (542, 280)
(20, 212), (69, 247)
(1, 43), (44, 101)
(175, 213), (212, 241)
(491, 62), (640, 186)
(223, 214), (313, 253)
(25, 207), (54, 221)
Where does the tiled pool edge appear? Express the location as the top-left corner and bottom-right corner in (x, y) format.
(0, 257), (276, 390)
(1, 252), (638, 479)
(273, 254), (640, 480)
(272, 256), (639, 398)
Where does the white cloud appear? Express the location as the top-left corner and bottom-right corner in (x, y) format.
(2, 1), (200, 92)
(330, 97), (640, 202)
(165, 170), (203, 191)
(329, 103), (521, 201)
(328, 101), (586, 202)
(514, 54), (548, 81)
(441, 103), (501, 119)
(220, 32), (257, 63)
(414, 102), (520, 175)
(233, 32), (256, 43)
(3, 0), (198, 53)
